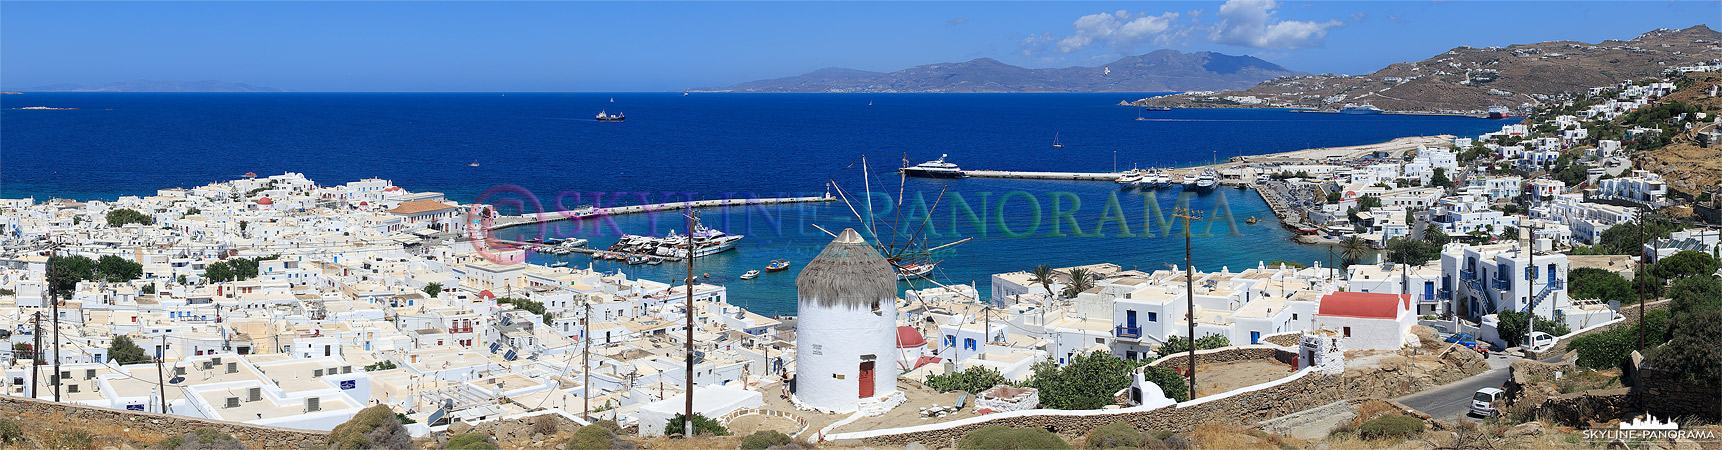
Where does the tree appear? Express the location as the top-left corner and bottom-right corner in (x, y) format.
(925, 366), (1010, 394)
(1029, 264), (1057, 300)
(1652, 250), (1719, 280)
(1340, 236), (1370, 268)
(95, 255), (143, 282)
(1326, 192), (1342, 204)
(1644, 309), (1722, 385)
(422, 282), (442, 298)
(1430, 167), (1451, 188)
(1567, 268), (1633, 303)
(105, 208), (153, 227)
(46, 256), (88, 299)
(1423, 224), (1450, 247)
(1356, 195), (1382, 212)
(1495, 310), (1570, 347)
(1157, 333), (1229, 354)
(1060, 267), (1095, 298)
(1384, 237), (1439, 266)
(108, 335), (152, 364)
(204, 261), (234, 283)
(1668, 275), (1722, 323)
(664, 413), (727, 436)
(1138, 365), (1189, 402)
(1026, 352), (1139, 410)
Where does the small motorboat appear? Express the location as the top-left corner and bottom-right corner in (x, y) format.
(1246, 216), (1260, 225)
(469, 161), (480, 167)
(627, 254), (647, 265)
(647, 256), (663, 265)
(740, 270), (760, 280)
(550, 261), (569, 268)
(765, 259), (791, 272)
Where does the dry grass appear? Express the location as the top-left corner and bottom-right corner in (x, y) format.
(4, 410), (171, 450)
(1190, 423), (1302, 450)
(1350, 400), (1401, 428)
(632, 435), (747, 450)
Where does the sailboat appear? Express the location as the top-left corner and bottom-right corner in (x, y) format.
(468, 161), (480, 167)
(1052, 133), (1064, 148)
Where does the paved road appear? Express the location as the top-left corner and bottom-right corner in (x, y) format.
(1394, 353), (1517, 422)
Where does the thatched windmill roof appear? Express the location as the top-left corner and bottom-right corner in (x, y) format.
(796, 228), (896, 309)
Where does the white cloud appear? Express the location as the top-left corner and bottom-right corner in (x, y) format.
(947, 18), (967, 26)
(1209, 0), (1342, 49)
(1055, 9), (1180, 53)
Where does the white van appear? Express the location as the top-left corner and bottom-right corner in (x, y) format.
(1521, 332), (1556, 352)
(1471, 387), (1504, 417)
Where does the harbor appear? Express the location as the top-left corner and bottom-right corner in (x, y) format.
(490, 194), (838, 230)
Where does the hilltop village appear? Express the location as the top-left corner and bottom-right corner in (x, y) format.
(3, 70), (1721, 450)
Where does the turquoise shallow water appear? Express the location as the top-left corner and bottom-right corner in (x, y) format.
(2, 92), (1515, 315)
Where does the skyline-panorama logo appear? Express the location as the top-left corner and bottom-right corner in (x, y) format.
(1581, 415), (1717, 442)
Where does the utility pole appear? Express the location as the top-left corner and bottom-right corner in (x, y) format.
(48, 244), (61, 402)
(1636, 208), (1648, 350)
(1173, 207), (1203, 399)
(1526, 219), (1535, 347)
(157, 335), (168, 413)
(682, 207), (696, 437)
(31, 312), (41, 400)
(582, 297), (592, 422)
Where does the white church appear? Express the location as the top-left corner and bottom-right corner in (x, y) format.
(793, 228), (906, 414)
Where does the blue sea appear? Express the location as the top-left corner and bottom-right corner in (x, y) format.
(2, 92), (1514, 315)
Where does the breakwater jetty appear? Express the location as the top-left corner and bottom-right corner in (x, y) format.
(959, 170), (1123, 181)
(491, 194), (837, 230)
(490, 238), (683, 262)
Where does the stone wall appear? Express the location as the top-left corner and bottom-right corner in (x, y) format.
(0, 396), (328, 449)
(853, 364), (1422, 447)
(1535, 388), (1635, 426)
(1146, 346), (1299, 372)
(1631, 355), (1722, 419)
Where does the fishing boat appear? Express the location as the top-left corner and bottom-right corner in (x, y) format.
(894, 260), (935, 280)
(647, 256), (663, 265)
(596, 110), (625, 122)
(550, 261), (569, 268)
(627, 254), (647, 265)
(765, 259), (791, 272)
(739, 270), (760, 280)
(900, 154), (968, 178)
(1052, 133), (1064, 148)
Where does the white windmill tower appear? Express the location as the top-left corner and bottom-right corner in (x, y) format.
(793, 228), (903, 413)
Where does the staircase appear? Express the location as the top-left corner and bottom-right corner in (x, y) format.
(1461, 269), (1497, 315)
(1519, 278), (1565, 315)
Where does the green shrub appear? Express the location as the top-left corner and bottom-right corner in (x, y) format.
(0, 419), (22, 447)
(194, 428), (234, 444)
(154, 436), (186, 449)
(1084, 423), (1144, 449)
(566, 425), (616, 450)
(533, 414), (561, 436)
(1358, 415), (1424, 440)
(664, 413), (728, 437)
(956, 426), (1071, 450)
(446, 433), (499, 450)
(738, 430), (794, 450)
(926, 366), (1011, 394)
(43, 430), (94, 450)
(327, 405), (411, 450)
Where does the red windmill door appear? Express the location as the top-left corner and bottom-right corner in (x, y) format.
(858, 361), (875, 398)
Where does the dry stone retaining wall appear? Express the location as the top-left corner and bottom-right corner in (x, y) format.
(1146, 346), (1299, 371)
(0, 396), (328, 449)
(854, 364), (1422, 447)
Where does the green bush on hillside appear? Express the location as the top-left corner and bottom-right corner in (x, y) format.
(956, 426), (1071, 450)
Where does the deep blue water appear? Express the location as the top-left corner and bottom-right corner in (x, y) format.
(2, 93), (1514, 315)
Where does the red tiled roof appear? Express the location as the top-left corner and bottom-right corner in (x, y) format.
(256, 197), (273, 205)
(479, 290), (496, 300)
(1316, 292), (1408, 319)
(896, 326), (926, 348)
(913, 356), (942, 369)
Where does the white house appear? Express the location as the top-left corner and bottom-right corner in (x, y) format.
(1311, 292), (1414, 351)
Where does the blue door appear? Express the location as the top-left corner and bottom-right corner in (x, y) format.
(1250, 331), (1260, 344)
(1424, 282), (1435, 301)
(1126, 310), (1137, 329)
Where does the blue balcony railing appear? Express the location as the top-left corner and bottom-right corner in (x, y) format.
(1114, 325), (1142, 339)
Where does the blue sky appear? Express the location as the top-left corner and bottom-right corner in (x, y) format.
(2, 1), (1716, 92)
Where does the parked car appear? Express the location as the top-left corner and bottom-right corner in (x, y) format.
(1470, 387), (1505, 417)
(1521, 331), (1556, 352)
(1444, 333), (1490, 355)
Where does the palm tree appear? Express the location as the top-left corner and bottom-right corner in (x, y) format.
(1060, 267), (1096, 298)
(1340, 235), (1369, 269)
(1028, 264), (1058, 301)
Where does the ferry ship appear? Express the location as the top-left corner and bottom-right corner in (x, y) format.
(1487, 106), (1510, 119)
(1339, 104), (1384, 115)
(901, 154), (968, 178)
(596, 110), (625, 122)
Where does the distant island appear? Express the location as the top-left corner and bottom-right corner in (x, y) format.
(12, 80), (285, 93)
(1131, 25), (1722, 114)
(692, 50), (1304, 93)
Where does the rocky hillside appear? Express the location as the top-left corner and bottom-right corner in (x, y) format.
(1133, 25), (1722, 114)
(694, 50), (1304, 93)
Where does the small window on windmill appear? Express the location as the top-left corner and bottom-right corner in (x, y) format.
(305, 397), (321, 412)
(226, 362), (238, 374)
(871, 301), (882, 315)
(248, 387), (262, 402)
(226, 397), (241, 409)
